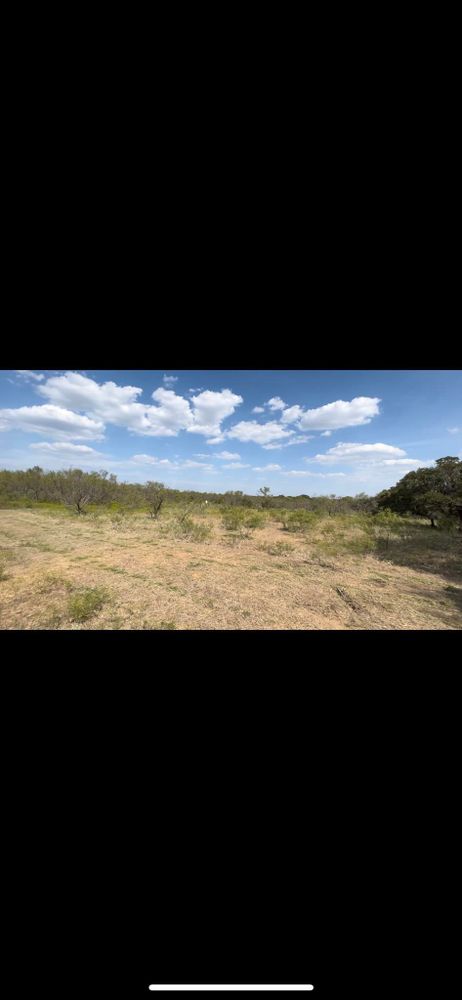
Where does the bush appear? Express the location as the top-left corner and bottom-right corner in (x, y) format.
(222, 508), (245, 531)
(222, 508), (265, 533)
(172, 516), (211, 542)
(68, 587), (108, 622)
(245, 512), (265, 530)
(280, 510), (319, 533)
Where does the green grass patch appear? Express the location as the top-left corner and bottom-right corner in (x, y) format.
(68, 587), (109, 623)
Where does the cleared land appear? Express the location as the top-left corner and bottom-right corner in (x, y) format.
(0, 507), (461, 630)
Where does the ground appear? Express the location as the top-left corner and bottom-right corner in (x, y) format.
(0, 508), (461, 629)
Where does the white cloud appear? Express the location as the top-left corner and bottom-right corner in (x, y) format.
(227, 420), (294, 445)
(132, 454), (213, 470)
(38, 372), (143, 415)
(381, 458), (434, 468)
(313, 442), (406, 463)
(252, 464), (282, 472)
(321, 430), (332, 437)
(262, 435), (313, 450)
(36, 373), (241, 440)
(14, 370), (45, 382)
(252, 406), (265, 414)
(287, 470), (346, 477)
(223, 462), (250, 469)
(163, 374), (178, 385)
(280, 405), (304, 425)
(188, 389), (243, 437)
(0, 405), (105, 440)
(448, 427), (460, 434)
(214, 451), (241, 460)
(266, 396), (287, 411)
(298, 396), (381, 431)
(29, 442), (104, 456)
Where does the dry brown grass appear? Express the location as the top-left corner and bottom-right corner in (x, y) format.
(0, 509), (461, 630)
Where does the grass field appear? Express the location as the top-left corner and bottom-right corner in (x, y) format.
(0, 506), (461, 629)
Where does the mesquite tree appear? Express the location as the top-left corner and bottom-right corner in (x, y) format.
(145, 481), (165, 520)
(55, 469), (116, 514)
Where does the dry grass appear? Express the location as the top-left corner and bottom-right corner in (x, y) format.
(0, 509), (461, 630)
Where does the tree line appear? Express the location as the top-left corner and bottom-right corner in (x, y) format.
(0, 456), (461, 526)
(377, 457), (462, 528)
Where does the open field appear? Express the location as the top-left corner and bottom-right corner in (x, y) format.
(1, 506), (461, 630)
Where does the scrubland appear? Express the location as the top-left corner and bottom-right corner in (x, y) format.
(0, 504), (461, 630)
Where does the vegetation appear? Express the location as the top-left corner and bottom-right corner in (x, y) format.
(145, 481), (165, 520)
(377, 457), (462, 529)
(68, 587), (109, 622)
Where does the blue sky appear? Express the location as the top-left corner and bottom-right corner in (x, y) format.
(1, 370), (461, 495)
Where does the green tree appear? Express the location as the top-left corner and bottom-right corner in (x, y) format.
(258, 486), (272, 509)
(377, 457), (462, 528)
(55, 469), (116, 514)
(145, 481), (165, 520)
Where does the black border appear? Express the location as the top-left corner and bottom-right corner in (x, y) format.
(2, 357), (461, 997)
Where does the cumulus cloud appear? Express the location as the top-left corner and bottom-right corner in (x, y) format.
(252, 464), (282, 472)
(15, 370), (45, 382)
(188, 389), (243, 437)
(280, 405), (304, 425)
(214, 451), (241, 460)
(266, 397), (287, 411)
(313, 442), (407, 463)
(252, 406), (265, 414)
(227, 421), (294, 445)
(162, 374), (178, 385)
(223, 462), (250, 469)
(34, 372), (241, 440)
(38, 372), (143, 414)
(321, 430), (332, 437)
(298, 396), (381, 431)
(0, 405), (105, 440)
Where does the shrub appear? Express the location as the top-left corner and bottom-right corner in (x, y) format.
(245, 512), (265, 530)
(172, 516), (211, 542)
(222, 508), (265, 533)
(222, 508), (245, 531)
(68, 587), (108, 622)
(280, 511), (319, 533)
